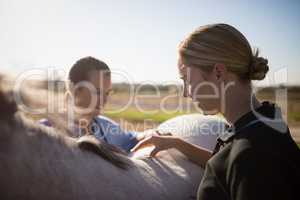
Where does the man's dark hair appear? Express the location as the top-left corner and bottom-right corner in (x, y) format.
(68, 56), (110, 84)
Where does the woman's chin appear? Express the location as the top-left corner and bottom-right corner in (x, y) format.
(202, 109), (219, 115)
(196, 103), (219, 115)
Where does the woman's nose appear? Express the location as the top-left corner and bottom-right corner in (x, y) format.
(183, 81), (191, 98)
(183, 86), (189, 97)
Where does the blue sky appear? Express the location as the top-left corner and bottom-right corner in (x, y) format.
(1, 0), (299, 85)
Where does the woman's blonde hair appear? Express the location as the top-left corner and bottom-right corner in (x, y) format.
(179, 23), (269, 81)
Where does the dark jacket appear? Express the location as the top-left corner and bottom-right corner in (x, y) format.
(197, 102), (300, 200)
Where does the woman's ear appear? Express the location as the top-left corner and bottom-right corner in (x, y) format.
(213, 63), (227, 81)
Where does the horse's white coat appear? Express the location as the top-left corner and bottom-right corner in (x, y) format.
(1, 114), (227, 200)
(158, 114), (227, 149)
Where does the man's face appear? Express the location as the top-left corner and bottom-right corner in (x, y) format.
(72, 70), (112, 121)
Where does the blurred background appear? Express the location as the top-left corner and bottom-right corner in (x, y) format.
(1, 0), (299, 143)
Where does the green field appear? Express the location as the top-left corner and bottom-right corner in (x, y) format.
(104, 108), (191, 123)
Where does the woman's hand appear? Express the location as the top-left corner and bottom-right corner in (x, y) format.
(132, 130), (212, 167)
(131, 131), (179, 157)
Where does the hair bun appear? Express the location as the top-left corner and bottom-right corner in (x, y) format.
(249, 53), (269, 80)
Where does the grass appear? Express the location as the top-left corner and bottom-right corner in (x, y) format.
(104, 108), (192, 123)
(290, 112), (300, 122)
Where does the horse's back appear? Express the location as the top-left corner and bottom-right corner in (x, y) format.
(158, 114), (227, 150)
(128, 114), (227, 199)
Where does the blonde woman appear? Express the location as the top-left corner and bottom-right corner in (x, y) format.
(132, 24), (300, 199)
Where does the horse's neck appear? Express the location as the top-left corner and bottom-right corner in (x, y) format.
(10, 126), (113, 197)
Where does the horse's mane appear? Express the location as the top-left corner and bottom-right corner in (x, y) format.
(0, 74), (131, 170)
(77, 135), (131, 169)
(0, 74), (17, 120)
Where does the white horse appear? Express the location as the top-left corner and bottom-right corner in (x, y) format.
(0, 83), (227, 200)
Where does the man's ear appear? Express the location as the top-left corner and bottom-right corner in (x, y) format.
(213, 63), (227, 81)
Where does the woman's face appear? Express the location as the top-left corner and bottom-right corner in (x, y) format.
(178, 57), (221, 115)
(71, 70), (112, 122)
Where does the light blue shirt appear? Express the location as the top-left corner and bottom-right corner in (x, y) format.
(39, 115), (139, 152)
(91, 115), (138, 152)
